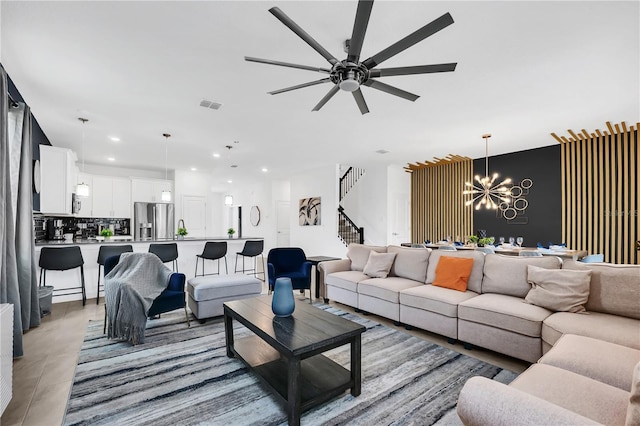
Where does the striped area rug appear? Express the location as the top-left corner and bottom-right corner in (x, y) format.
(64, 305), (516, 426)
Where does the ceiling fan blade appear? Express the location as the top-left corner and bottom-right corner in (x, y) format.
(363, 79), (419, 102)
(362, 12), (454, 69)
(245, 57), (331, 74)
(268, 78), (332, 95)
(312, 85), (340, 111)
(269, 7), (339, 65)
(352, 88), (370, 115)
(347, 0), (374, 63)
(369, 63), (457, 77)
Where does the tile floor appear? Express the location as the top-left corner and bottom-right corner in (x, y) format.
(2, 289), (529, 426)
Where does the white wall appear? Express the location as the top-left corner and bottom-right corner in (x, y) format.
(386, 165), (412, 244)
(174, 169), (219, 237)
(290, 164), (348, 258)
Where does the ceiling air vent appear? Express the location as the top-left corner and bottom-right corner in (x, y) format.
(200, 99), (222, 110)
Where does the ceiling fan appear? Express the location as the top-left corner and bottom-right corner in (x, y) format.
(245, 0), (457, 115)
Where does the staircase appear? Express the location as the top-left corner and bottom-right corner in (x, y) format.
(337, 167), (365, 246)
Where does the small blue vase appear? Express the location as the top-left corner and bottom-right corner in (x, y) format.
(272, 277), (295, 317)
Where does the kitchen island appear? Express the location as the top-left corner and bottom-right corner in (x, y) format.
(35, 237), (265, 304)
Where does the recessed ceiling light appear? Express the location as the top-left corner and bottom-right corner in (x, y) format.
(190, 167), (197, 171)
(107, 157), (115, 161)
(227, 180), (233, 184)
(261, 167), (268, 172)
(109, 136), (120, 142)
(213, 153), (220, 158)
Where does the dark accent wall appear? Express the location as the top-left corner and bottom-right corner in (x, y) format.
(472, 145), (562, 247)
(7, 72), (51, 212)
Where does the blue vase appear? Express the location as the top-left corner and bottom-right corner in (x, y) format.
(272, 277), (295, 317)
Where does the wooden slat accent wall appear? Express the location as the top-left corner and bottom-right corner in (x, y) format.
(552, 121), (639, 264)
(406, 155), (473, 243)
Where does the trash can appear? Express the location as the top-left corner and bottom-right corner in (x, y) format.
(38, 285), (54, 317)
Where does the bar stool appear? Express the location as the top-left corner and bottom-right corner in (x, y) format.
(234, 240), (265, 280)
(195, 242), (228, 276)
(149, 243), (179, 271)
(38, 246), (86, 306)
(96, 244), (133, 304)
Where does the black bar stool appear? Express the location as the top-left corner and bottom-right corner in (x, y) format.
(39, 246), (86, 306)
(234, 240), (265, 280)
(96, 244), (133, 304)
(195, 242), (228, 276)
(149, 243), (179, 271)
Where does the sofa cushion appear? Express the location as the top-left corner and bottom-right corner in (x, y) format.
(539, 334), (640, 391)
(482, 254), (561, 298)
(510, 364), (630, 426)
(357, 277), (422, 303)
(628, 362), (640, 426)
(426, 250), (485, 293)
(362, 251), (396, 278)
(347, 243), (387, 271)
(525, 265), (592, 313)
(325, 270), (368, 292)
(387, 245), (431, 283)
(542, 311), (640, 349)
(562, 260), (640, 320)
(433, 256), (474, 292)
(400, 285), (478, 317)
(458, 293), (552, 337)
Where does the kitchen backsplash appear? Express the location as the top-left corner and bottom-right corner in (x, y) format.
(34, 215), (131, 242)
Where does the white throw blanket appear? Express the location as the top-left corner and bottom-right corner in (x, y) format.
(105, 252), (173, 345)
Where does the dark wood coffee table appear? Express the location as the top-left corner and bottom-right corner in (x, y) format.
(224, 295), (366, 426)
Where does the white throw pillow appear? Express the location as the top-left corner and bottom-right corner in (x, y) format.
(363, 252), (396, 278)
(525, 265), (591, 313)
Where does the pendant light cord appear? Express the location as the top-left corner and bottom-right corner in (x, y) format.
(163, 133), (171, 180)
(78, 117), (88, 173)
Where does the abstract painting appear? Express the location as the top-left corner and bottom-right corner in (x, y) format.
(299, 197), (321, 226)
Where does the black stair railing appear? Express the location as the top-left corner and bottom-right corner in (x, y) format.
(338, 206), (364, 246)
(339, 167), (365, 202)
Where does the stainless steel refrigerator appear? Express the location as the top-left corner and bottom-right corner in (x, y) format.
(133, 202), (175, 240)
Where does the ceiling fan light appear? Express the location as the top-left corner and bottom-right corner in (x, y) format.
(339, 78), (360, 92)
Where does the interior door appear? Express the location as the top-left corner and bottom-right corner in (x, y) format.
(390, 192), (411, 246)
(182, 195), (207, 238)
(276, 200), (290, 247)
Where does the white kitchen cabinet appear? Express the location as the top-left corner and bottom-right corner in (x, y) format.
(39, 145), (76, 214)
(131, 178), (173, 203)
(91, 175), (132, 218)
(76, 172), (93, 217)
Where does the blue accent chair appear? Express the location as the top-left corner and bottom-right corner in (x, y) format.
(267, 248), (312, 298)
(103, 254), (189, 333)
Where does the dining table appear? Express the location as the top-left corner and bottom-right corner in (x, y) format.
(423, 243), (588, 260)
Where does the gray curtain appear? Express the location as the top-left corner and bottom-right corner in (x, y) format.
(0, 64), (40, 358)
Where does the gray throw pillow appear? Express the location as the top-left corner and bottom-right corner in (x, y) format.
(363, 252), (397, 278)
(525, 265), (592, 313)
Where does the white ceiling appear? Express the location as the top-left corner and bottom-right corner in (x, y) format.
(1, 1), (638, 191)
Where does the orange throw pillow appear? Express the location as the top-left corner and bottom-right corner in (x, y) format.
(432, 256), (474, 292)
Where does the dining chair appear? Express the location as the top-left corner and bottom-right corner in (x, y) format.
(580, 254), (604, 263)
(475, 246), (495, 254)
(96, 244), (133, 304)
(235, 240), (265, 280)
(195, 242), (228, 276)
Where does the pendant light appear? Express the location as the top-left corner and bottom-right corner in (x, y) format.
(161, 133), (172, 202)
(463, 134), (512, 210)
(76, 117), (90, 197)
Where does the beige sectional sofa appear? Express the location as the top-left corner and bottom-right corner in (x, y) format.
(320, 243), (640, 424)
